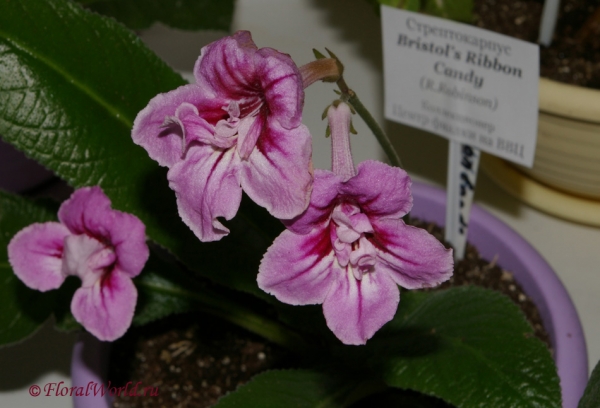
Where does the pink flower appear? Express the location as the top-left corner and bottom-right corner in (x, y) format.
(132, 31), (313, 242)
(7, 187), (149, 341)
(257, 103), (453, 345)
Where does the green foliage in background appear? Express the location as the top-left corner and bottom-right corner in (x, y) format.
(76, 0), (235, 31)
(367, 0), (473, 23)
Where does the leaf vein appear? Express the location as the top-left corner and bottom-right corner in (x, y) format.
(0, 33), (133, 129)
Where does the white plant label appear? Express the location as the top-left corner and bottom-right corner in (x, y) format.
(445, 140), (480, 260)
(381, 6), (539, 167)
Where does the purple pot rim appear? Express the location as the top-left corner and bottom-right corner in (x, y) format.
(72, 181), (588, 408)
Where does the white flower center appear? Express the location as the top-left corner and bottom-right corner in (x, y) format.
(331, 202), (376, 280)
(62, 234), (116, 288)
(215, 101), (262, 160)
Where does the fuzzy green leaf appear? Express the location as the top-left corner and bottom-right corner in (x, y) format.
(0, 0), (272, 300)
(351, 388), (453, 407)
(78, 0), (235, 31)
(578, 360), (600, 408)
(132, 249), (206, 326)
(423, 0), (473, 22)
(377, 0), (403, 6)
(368, 0), (473, 22)
(0, 0), (185, 239)
(0, 191), (57, 346)
(365, 287), (561, 408)
(213, 369), (365, 408)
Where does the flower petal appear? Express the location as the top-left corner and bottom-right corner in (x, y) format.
(7, 222), (70, 291)
(62, 234), (110, 285)
(240, 117), (313, 220)
(255, 46), (304, 129)
(331, 203), (373, 244)
(236, 113), (262, 160)
(109, 210), (149, 278)
(323, 267), (399, 345)
(339, 161), (413, 220)
(168, 145), (242, 242)
(70, 270), (137, 341)
(284, 170), (340, 234)
(194, 31), (303, 129)
(349, 236), (377, 278)
(58, 186), (149, 277)
(58, 187), (149, 277)
(58, 186), (113, 236)
(372, 218), (453, 289)
(132, 83), (226, 168)
(258, 227), (337, 305)
(170, 103), (232, 151)
(194, 31), (259, 100)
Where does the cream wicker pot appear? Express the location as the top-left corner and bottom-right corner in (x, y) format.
(527, 78), (600, 199)
(482, 77), (600, 225)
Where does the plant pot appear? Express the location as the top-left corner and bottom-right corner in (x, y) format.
(481, 78), (600, 226)
(534, 78), (600, 201)
(71, 181), (588, 408)
(71, 332), (113, 408)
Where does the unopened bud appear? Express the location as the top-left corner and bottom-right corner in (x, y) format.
(299, 58), (342, 88)
(327, 102), (355, 181)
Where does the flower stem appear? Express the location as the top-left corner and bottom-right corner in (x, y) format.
(194, 295), (310, 353)
(336, 77), (403, 169)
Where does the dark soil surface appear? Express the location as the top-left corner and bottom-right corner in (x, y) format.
(109, 218), (550, 408)
(109, 313), (294, 408)
(474, 0), (600, 88)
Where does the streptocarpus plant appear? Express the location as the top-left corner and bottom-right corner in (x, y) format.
(0, 1), (562, 406)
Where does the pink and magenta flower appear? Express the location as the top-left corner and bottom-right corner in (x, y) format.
(257, 103), (453, 345)
(132, 31), (313, 242)
(7, 187), (149, 341)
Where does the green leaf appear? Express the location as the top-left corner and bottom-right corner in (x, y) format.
(0, 190), (58, 346)
(377, 0), (403, 7)
(213, 369), (368, 408)
(365, 287), (561, 408)
(351, 388), (453, 407)
(78, 0), (235, 31)
(578, 360), (600, 408)
(273, 303), (334, 342)
(0, 0), (184, 236)
(422, 0), (472, 22)
(132, 248), (205, 326)
(404, 0), (422, 12)
(369, 0), (473, 22)
(0, 0), (272, 300)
